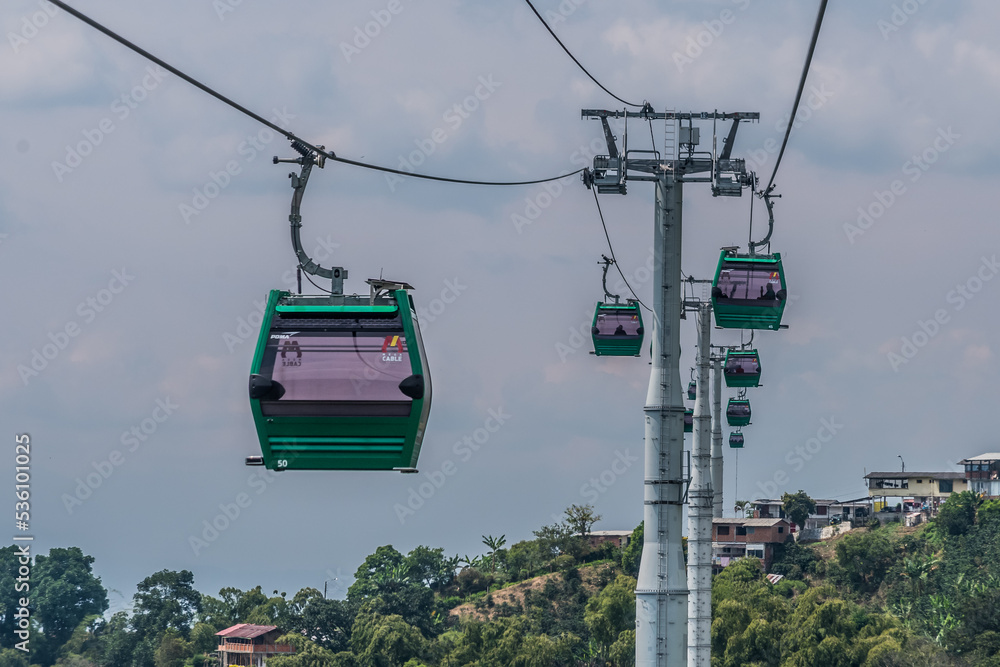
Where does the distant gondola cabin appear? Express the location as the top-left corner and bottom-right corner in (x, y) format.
(724, 350), (762, 388)
(592, 302), (644, 356)
(726, 399), (751, 427)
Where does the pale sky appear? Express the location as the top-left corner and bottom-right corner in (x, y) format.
(3, 0), (998, 607)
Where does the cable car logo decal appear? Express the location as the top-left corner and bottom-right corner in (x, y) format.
(381, 335), (406, 362)
(280, 340), (302, 366)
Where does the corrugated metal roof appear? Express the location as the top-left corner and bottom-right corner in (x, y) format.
(588, 530), (633, 536)
(217, 624), (278, 639)
(712, 517), (789, 527)
(960, 453), (1000, 462)
(864, 471), (965, 480)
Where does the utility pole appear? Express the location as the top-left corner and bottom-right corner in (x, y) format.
(582, 108), (758, 667)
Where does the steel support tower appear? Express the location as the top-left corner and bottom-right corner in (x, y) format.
(687, 303), (713, 666)
(582, 108), (757, 666)
(712, 353), (724, 519)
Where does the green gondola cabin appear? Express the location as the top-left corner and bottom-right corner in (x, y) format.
(726, 399), (751, 427)
(592, 302), (644, 356)
(684, 408), (694, 433)
(729, 432), (745, 448)
(248, 283), (431, 472)
(711, 250), (787, 330)
(724, 349), (762, 388)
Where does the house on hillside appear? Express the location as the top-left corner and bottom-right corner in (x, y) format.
(960, 453), (1000, 497)
(864, 470), (968, 512)
(216, 624), (295, 667)
(587, 530), (633, 549)
(751, 498), (870, 529)
(712, 517), (792, 571)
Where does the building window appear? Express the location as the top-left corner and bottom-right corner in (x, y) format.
(736, 527), (747, 536)
(916, 479), (922, 484)
(746, 527), (755, 535)
(940, 479), (953, 493)
(778, 527), (784, 533)
(817, 506), (828, 516)
(718, 526), (730, 535)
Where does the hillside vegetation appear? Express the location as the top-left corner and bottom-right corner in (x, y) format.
(9, 493), (1000, 666)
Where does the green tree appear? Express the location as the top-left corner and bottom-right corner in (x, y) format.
(585, 574), (636, 656)
(564, 504), (602, 538)
(481, 536), (506, 574)
(782, 490), (817, 531)
(0, 648), (29, 667)
(97, 611), (136, 667)
(621, 523), (643, 577)
(189, 622), (219, 655)
(268, 632), (340, 667)
(32, 548), (109, 657)
(833, 530), (897, 595)
(734, 499), (752, 518)
(295, 596), (356, 653)
(153, 628), (190, 667)
(131, 570), (202, 641)
(403, 547), (456, 593)
(936, 490), (980, 536)
(349, 547), (406, 603)
(350, 606), (425, 667)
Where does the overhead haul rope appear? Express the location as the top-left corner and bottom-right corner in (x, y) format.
(591, 189), (650, 312)
(49, 0), (581, 188)
(523, 0), (643, 108)
(750, 0), (829, 253)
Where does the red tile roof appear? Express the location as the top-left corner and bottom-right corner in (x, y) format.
(216, 623), (278, 639)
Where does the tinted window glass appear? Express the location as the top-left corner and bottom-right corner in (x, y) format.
(595, 308), (641, 336)
(716, 263), (782, 302)
(727, 402), (750, 418)
(725, 354), (760, 376)
(265, 332), (413, 402)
